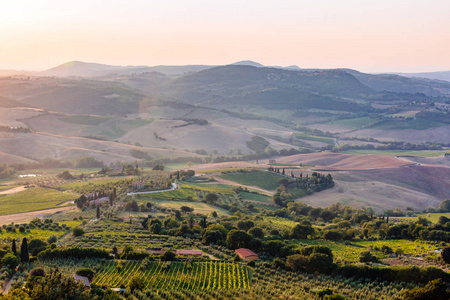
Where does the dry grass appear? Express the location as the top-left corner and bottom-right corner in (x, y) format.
(296, 166), (448, 213)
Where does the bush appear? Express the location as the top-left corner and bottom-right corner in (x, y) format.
(359, 251), (379, 263)
(403, 278), (450, 300)
(29, 267), (46, 278)
(160, 250), (176, 261)
(128, 276), (145, 292)
(47, 235), (57, 244)
(1, 253), (19, 270)
(441, 246), (450, 264)
(72, 227), (85, 237)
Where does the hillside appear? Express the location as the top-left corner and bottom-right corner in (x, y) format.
(346, 69), (450, 97)
(159, 65), (373, 112)
(394, 70), (450, 83)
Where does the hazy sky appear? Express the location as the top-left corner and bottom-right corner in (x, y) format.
(1, 0), (449, 72)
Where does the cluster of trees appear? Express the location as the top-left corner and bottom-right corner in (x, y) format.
(324, 140), (444, 152)
(75, 188), (116, 208)
(0, 125), (31, 133)
(416, 110), (450, 124)
(0, 157), (106, 179)
(271, 171), (334, 206)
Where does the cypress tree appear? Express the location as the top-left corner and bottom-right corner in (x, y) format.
(12, 239), (17, 255)
(97, 206), (101, 219)
(20, 238), (29, 262)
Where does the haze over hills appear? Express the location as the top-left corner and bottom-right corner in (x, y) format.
(392, 70), (450, 83)
(0, 60), (449, 213)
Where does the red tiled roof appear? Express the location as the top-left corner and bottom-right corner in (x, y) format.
(235, 248), (258, 258)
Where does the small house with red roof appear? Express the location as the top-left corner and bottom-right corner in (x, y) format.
(235, 248), (258, 261)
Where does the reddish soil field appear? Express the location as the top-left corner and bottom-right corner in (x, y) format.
(275, 152), (410, 170)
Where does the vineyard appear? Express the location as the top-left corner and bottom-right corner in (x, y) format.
(32, 259), (250, 291)
(94, 261), (250, 290)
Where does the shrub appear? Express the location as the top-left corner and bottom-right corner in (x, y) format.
(160, 250), (176, 261)
(72, 227), (85, 237)
(441, 246), (450, 264)
(128, 276), (145, 292)
(47, 235), (58, 244)
(359, 251), (378, 263)
(29, 267), (45, 278)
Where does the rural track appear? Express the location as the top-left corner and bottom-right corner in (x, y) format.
(127, 183), (178, 195)
(212, 177), (275, 196)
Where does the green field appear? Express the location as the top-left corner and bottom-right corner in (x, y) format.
(164, 162), (203, 171)
(239, 191), (272, 203)
(396, 213), (450, 224)
(298, 239), (440, 263)
(146, 199), (229, 216)
(0, 185), (19, 191)
(374, 118), (445, 130)
(59, 115), (113, 125)
(219, 171), (284, 191)
(97, 118), (152, 140)
(326, 117), (381, 129)
(293, 133), (335, 145)
(0, 227), (69, 242)
(342, 149), (448, 157)
(0, 187), (78, 215)
(141, 188), (197, 201)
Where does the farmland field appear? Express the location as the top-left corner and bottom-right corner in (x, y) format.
(395, 212), (450, 224)
(325, 117), (381, 129)
(342, 149), (448, 157)
(0, 187), (78, 215)
(297, 239), (440, 263)
(219, 171), (284, 191)
(35, 259), (250, 290)
(93, 261), (250, 290)
(239, 191), (272, 203)
(146, 199), (230, 216)
(293, 132), (335, 145)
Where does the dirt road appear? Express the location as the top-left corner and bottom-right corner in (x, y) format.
(0, 206), (76, 226)
(212, 177), (275, 196)
(0, 185), (26, 195)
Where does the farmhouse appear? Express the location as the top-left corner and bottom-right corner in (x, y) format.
(235, 248), (259, 261)
(89, 197), (110, 206)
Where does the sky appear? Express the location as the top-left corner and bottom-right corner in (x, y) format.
(1, 0), (449, 73)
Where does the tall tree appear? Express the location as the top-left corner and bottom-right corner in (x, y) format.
(96, 206), (101, 219)
(12, 239), (17, 255)
(20, 238), (29, 262)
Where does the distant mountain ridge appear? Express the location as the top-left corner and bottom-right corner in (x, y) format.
(41, 60), (304, 77)
(392, 71), (450, 83)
